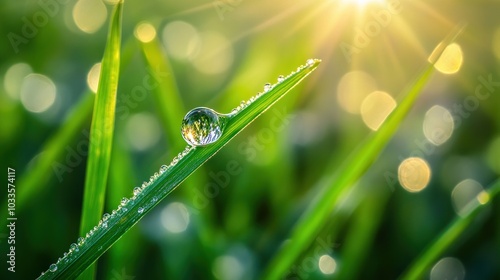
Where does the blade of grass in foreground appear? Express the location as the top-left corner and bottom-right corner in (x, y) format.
(36, 59), (321, 279)
(401, 178), (500, 280)
(261, 25), (465, 279)
(77, 1), (123, 279)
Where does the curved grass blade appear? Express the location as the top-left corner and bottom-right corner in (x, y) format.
(36, 59), (321, 279)
(261, 25), (466, 279)
(77, 1), (123, 279)
(400, 178), (500, 280)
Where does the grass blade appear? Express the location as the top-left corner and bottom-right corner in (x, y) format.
(400, 178), (500, 280)
(36, 59), (321, 279)
(261, 25), (465, 279)
(77, 1), (123, 279)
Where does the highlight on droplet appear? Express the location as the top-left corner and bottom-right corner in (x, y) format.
(181, 107), (224, 146)
(429, 43), (463, 74)
(161, 202), (190, 233)
(134, 22), (157, 43)
(430, 257), (465, 280)
(73, 0), (107, 34)
(337, 71), (377, 114)
(423, 105), (454, 146)
(451, 179), (484, 216)
(86, 62), (101, 93)
(20, 74), (57, 113)
(360, 91), (396, 131)
(398, 157), (431, 193)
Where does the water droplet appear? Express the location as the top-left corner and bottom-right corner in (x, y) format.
(181, 107), (225, 146)
(264, 83), (272, 92)
(102, 221), (108, 228)
(77, 237), (84, 246)
(133, 187), (141, 196)
(121, 197), (128, 206)
(70, 243), (78, 252)
(138, 207), (144, 214)
(160, 165), (168, 173)
(306, 58), (315, 67)
(277, 75), (285, 82)
(152, 196), (158, 203)
(103, 213), (110, 220)
(49, 264), (57, 272)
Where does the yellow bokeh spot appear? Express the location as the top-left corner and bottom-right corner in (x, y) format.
(477, 191), (490, 205)
(398, 157), (431, 193)
(337, 71), (377, 114)
(73, 0), (107, 34)
(361, 91), (396, 131)
(430, 43), (463, 74)
(86, 62), (101, 93)
(134, 22), (157, 43)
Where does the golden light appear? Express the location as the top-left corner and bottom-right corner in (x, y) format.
(429, 43), (463, 74)
(86, 62), (101, 93)
(134, 22), (157, 43)
(398, 157), (431, 193)
(342, 0), (384, 6)
(361, 91), (396, 131)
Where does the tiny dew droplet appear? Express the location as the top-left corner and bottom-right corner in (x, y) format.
(277, 75), (284, 82)
(120, 197), (128, 206)
(181, 107), (224, 146)
(133, 187), (141, 196)
(264, 83), (272, 92)
(49, 264), (57, 272)
(160, 164), (168, 173)
(306, 58), (315, 66)
(138, 207), (144, 214)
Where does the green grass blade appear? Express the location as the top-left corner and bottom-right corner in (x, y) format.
(77, 1), (123, 279)
(400, 178), (500, 280)
(261, 25), (465, 279)
(36, 59), (321, 279)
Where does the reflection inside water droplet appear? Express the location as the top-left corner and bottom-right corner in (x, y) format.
(181, 107), (225, 146)
(49, 264), (57, 272)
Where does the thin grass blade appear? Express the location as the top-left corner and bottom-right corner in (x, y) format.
(400, 178), (500, 280)
(36, 59), (321, 279)
(77, 1), (123, 279)
(261, 25), (465, 279)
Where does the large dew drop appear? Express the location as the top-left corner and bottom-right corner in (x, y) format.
(181, 107), (224, 146)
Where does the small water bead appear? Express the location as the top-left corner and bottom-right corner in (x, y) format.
(138, 207), (145, 214)
(121, 197), (129, 206)
(264, 83), (272, 92)
(160, 165), (168, 173)
(181, 107), (225, 146)
(306, 58), (315, 67)
(133, 187), (141, 196)
(70, 243), (78, 252)
(49, 264), (57, 272)
(103, 213), (110, 220)
(77, 237), (84, 246)
(277, 75), (285, 82)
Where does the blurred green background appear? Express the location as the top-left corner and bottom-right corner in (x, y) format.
(1, 0), (499, 279)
